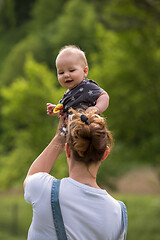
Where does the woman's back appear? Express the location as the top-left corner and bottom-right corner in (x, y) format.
(25, 172), (124, 240)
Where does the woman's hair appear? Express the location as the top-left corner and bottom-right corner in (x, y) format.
(66, 109), (113, 165)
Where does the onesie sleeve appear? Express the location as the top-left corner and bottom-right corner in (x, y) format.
(24, 172), (55, 205)
(83, 79), (104, 103)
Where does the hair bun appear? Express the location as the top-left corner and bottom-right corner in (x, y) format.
(67, 109), (113, 164)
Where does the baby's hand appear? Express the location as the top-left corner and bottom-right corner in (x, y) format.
(47, 103), (59, 117)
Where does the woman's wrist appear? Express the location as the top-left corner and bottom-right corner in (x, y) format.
(52, 133), (65, 149)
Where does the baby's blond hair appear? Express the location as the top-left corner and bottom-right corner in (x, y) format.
(57, 45), (88, 67)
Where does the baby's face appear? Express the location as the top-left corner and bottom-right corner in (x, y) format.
(56, 51), (88, 90)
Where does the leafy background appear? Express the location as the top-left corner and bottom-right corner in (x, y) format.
(0, 0), (160, 239)
(0, 0), (159, 188)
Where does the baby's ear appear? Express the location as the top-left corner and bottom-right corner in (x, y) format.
(84, 66), (89, 77)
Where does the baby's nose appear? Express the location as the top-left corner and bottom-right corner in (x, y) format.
(64, 72), (70, 78)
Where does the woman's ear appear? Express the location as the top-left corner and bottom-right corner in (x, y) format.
(84, 66), (89, 77)
(101, 146), (110, 162)
(65, 143), (71, 159)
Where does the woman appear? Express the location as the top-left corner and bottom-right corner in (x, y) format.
(24, 109), (127, 240)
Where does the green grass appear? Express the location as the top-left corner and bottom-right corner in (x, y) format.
(0, 231), (26, 240)
(116, 194), (160, 240)
(0, 193), (159, 240)
(0, 194), (32, 240)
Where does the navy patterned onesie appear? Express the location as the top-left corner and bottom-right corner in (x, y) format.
(60, 79), (103, 112)
(59, 78), (104, 134)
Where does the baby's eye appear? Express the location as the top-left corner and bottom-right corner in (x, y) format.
(70, 69), (75, 72)
(59, 72), (64, 75)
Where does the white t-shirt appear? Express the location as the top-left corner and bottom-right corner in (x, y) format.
(24, 172), (124, 240)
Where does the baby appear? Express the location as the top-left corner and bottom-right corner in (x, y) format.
(47, 45), (109, 133)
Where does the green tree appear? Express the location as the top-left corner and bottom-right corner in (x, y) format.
(0, 54), (65, 188)
(30, 0), (67, 30)
(49, 0), (98, 60)
(0, 0), (35, 29)
(1, 34), (54, 85)
(1, 0), (99, 86)
(0, 0), (160, 189)
(0, 0), (16, 29)
(89, 8), (160, 164)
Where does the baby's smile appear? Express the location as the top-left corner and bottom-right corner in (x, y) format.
(65, 79), (73, 83)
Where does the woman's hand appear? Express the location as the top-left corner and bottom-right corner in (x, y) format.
(56, 114), (67, 145)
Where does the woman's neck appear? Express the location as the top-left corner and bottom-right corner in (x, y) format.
(69, 160), (101, 189)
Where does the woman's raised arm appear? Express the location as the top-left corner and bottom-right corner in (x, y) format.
(23, 115), (66, 188)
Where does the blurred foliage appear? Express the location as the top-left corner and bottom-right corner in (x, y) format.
(0, 0), (160, 188)
(0, 55), (64, 188)
(49, 0), (98, 55)
(0, 0), (35, 29)
(1, 34), (54, 85)
(30, 0), (67, 29)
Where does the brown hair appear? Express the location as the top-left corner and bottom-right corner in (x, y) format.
(66, 109), (113, 165)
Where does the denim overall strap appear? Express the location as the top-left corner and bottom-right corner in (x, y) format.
(51, 179), (68, 240)
(118, 201), (128, 240)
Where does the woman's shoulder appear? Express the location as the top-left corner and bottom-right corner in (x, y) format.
(24, 173), (56, 204)
(25, 172), (55, 185)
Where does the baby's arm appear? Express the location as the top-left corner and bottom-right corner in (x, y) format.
(47, 103), (59, 117)
(86, 91), (109, 114)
